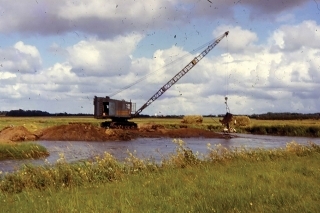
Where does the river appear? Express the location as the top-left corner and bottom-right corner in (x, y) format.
(1, 134), (320, 173)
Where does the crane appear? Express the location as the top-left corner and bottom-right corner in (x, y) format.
(94, 31), (229, 128)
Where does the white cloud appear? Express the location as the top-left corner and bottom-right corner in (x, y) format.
(0, 42), (42, 74)
(0, 72), (16, 80)
(0, 0), (319, 115)
(213, 25), (258, 53)
(270, 20), (320, 51)
(67, 34), (144, 76)
(14, 41), (40, 58)
(53, 21), (320, 115)
(0, 0), (311, 37)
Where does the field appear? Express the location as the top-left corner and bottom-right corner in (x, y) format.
(0, 116), (319, 160)
(1, 115), (320, 130)
(0, 116), (320, 212)
(0, 116), (101, 132)
(1, 116), (320, 137)
(0, 141), (319, 212)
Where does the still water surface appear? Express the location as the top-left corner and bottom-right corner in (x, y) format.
(1, 134), (320, 173)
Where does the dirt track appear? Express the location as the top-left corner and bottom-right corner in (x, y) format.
(0, 123), (226, 142)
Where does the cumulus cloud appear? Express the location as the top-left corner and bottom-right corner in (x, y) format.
(240, 0), (309, 16)
(23, 21), (320, 114)
(0, 0), (310, 38)
(0, 0), (319, 115)
(269, 20), (320, 51)
(67, 34), (144, 76)
(0, 72), (16, 80)
(0, 42), (42, 74)
(213, 25), (258, 53)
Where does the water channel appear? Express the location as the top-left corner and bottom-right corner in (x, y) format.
(1, 134), (320, 173)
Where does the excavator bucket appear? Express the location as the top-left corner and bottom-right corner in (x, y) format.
(219, 112), (233, 125)
(219, 112), (236, 133)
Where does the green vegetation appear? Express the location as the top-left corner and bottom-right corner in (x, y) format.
(245, 125), (320, 137)
(241, 118), (320, 137)
(0, 116), (100, 132)
(1, 116), (320, 137)
(0, 143), (49, 160)
(0, 141), (319, 212)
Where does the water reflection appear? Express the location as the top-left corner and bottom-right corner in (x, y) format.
(1, 134), (320, 173)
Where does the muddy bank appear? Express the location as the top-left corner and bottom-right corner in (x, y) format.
(37, 123), (226, 141)
(0, 123), (226, 142)
(0, 126), (38, 143)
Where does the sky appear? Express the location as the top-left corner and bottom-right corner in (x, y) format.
(0, 0), (319, 116)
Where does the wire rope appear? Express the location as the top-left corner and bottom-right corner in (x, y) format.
(109, 36), (222, 97)
(225, 36), (230, 113)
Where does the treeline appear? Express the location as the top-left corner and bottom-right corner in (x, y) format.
(0, 111), (7, 116)
(5, 109), (92, 117)
(3, 109), (320, 120)
(249, 112), (320, 120)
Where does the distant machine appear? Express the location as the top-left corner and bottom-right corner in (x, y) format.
(94, 31), (229, 128)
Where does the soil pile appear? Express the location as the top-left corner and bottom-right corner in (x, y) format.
(0, 126), (38, 142)
(36, 123), (227, 141)
(38, 123), (133, 141)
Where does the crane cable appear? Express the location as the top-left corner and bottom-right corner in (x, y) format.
(109, 36), (223, 98)
(224, 35), (230, 113)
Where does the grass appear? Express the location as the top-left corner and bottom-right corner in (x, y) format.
(0, 116), (100, 133)
(1, 115), (320, 138)
(132, 117), (320, 136)
(0, 141), (319, 212)
(245, 125), (320, 137)
(0, 142), (49, 160)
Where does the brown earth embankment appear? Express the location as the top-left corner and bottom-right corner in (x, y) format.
(0, 126), (38, 143)
(0, 123), (226, 142)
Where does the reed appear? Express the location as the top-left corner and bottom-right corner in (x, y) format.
(0, 141), (319, 212)
(245, 125), (320, 137)
(0, 143), (48, 160)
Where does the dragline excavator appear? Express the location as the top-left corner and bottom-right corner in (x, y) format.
(94, 31), (229, 128)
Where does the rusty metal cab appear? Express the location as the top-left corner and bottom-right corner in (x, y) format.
(93, 96), (136, 120)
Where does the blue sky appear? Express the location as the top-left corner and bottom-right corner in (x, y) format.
(0, 0), (319, 115)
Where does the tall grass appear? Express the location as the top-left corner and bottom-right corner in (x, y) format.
(245, 125), (320, 137)
(0, 143), (48, 160)
(0, 140), (319, 212)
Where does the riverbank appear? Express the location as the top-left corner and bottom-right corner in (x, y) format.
(0, 122), (227, 161)
(1, 141), (319, 212)
(0, 142), (48, 160)
(244, 125), (320, 137)
(0, 122), (228, 143)
(1, 117), (320, 143)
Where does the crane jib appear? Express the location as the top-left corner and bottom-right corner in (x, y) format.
(134, 31), (229, 116)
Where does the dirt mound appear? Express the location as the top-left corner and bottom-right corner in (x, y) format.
(38, 123), (134, 141)
(0, 126), (38, 142)
(36, 123), (227, 142)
